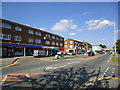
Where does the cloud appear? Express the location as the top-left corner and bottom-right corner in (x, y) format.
(69, 33), (76, 35)
(51, 19), (77, 32)
(87, 19), (114, 30)
(40, 28), (47, 30)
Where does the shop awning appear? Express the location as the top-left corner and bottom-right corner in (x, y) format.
(1, 43), (42, 48)
(52, 48), (59, 51)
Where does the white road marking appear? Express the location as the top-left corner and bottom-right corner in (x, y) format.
(0, 75), (8, 86)
(102, 67), (109, 77)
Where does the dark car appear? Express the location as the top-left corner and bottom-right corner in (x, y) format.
(69, 52), (76, 55)
(88, 51), (95, 56)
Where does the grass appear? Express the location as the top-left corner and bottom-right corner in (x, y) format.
(112, 57), (120, 62)
(53, 55), (83, 60)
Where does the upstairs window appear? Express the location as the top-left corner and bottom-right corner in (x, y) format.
(56, 37), (59, 40)
(2, 34), (11, 40)
(2, 23), (12, 29)
(60, 43), (63, 46)
(52, 36), (55, 39)
(15, 26), (22, 31)
(28, 38), (34, 43)
(14, 36), (22, 41)
(28, 30), (34, 34)
(70, 41), (73, 44)
(46, 34), (50, 38)
(46, 41), (50, 44)
(35, 31), (41, 36)
(60, 38), (63, 41)
(35, 39), (41, 44)
(56, 42), (59, 46)
(52, 42), (55, 45)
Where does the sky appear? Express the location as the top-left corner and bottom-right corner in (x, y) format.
(2, 2), (119, 49)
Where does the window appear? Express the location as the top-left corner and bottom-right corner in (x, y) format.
(28, 38), (34, 43)
(46, 34), (50, 38)
(65, 42), (67, 44)
(70, 45), (73, 49)
(65, 45), (67, 47)
(56, 42), (59, 46)
(35, 31), (41, 36)
(52, 36), (55, 39)
(2, 34), (11, 40)
(28, 30), (34, 34)
(70, 41), (73, 44)
(60, 43), (63, 46)
(0, 33), (2, 39)
(2, 23), (12, 29)
(52, 42), (55, 45)
(46, 41), (50, 44)
(15, 26), (22, 31)
(14, 36), (22, 41)
(60, 38), (63, 41)
(56, 37), (59, 40)
(35, 39), (41, 44)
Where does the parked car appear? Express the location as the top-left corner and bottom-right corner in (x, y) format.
(88, 51), (95, 56)
(98, 51), (105, 54)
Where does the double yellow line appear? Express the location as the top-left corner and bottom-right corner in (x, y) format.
(0, 60), (19, 69)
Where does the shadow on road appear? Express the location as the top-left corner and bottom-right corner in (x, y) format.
(2, 65), (114, 89)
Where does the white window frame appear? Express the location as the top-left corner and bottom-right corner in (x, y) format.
(65, 42), (67, 44)
(2, 34), (11, 40)
(14, 36), (22, 41)
(28, 30), (34, 34)
(65, 45), (67, 47)
(15, 26), (22, 31)
(35, 39), (41, 44)
(70, 41), (73, 44)
(70, 45), (73, 49)
(2, 23), (12, 29)
(28, 38), (34, 43)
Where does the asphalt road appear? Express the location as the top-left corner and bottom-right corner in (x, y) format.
(1, 54), (120, 89)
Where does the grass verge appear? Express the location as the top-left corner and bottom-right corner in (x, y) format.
(112, 57), (120, 62)
(53, 55), (83, 60)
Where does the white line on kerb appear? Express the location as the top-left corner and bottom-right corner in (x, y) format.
(0, 75), (8, 86)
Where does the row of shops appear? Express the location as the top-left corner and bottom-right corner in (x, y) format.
(0, 43), (61, 57)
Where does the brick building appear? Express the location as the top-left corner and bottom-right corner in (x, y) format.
(82, 41), (92, 52)
(0, 19), (64, 57)
(64, 38), (86, 53)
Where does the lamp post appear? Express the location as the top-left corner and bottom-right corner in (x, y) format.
(113, 22), (117, 54)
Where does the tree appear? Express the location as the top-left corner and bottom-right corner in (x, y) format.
(99, 44), (107, 49)
(116, 39), (120, 54)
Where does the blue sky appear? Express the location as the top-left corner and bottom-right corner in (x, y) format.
(2, 2), (118, 49)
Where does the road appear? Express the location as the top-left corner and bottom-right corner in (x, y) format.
(1, 54), (120, 89)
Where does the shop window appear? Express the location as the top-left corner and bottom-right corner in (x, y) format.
(35, 39), (41, 44)
(46, 41), (50, 44)
(28, 30), (34, 34)
(35, 31), (41, 36)
(2, 34), (11, 40)
(14, 36), (22, 41)
(2, 23), (12, 29)
(28, 38), (34, 43)
(15, 26), (22, 31)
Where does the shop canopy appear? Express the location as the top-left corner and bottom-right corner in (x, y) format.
(52, 48), (59, 51)
(1, 43), (42, 48)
